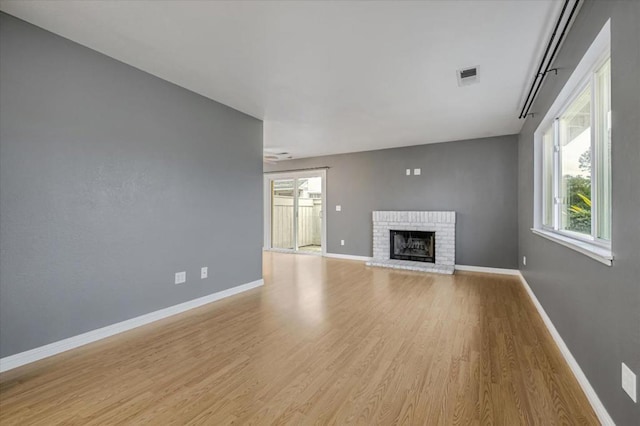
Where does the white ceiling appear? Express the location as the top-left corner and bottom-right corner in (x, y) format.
(0, 0), (559, 159)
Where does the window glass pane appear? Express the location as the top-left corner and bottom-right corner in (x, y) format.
(559, 85), (592, 235)
(542, 126), (554, 227)
(296, 177), (323, 253)
(595, 58), (611, 240)
(271, 179), (295, 249)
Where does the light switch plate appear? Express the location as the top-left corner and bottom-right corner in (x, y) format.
(175, 271), (186, 285)
(336, 205), (341, 211)
(340, 240), (345, 246)
(201, 267), (208, 279)
(414, 168), (421, 175)
(622, 362), (637, 402)
(406, 169), (411, 176)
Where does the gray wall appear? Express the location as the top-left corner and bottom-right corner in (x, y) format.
(0, 13), (263, 358)
(266, 135), (519, 269)
(517, 1), (640, 424)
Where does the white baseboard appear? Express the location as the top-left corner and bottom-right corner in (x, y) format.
(455, 264), (520, 275)
(323, 256), (521, 276)
(0, 278), (264, 373)
(325, 253), (373, 262)
(518, 272), (614, 425)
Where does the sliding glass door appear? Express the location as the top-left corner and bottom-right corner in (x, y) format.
(270, 178), (295, 250)
(296, 176), (323, 253)
(265, 170), (326, 254)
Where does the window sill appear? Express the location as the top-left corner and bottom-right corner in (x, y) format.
(530, 228), (613, 266)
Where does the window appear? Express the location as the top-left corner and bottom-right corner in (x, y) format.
(533, 21), (612, 265)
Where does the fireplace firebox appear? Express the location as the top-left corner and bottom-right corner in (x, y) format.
(389, 230), (435, 263)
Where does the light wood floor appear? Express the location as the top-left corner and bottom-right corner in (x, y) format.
(0, 252), (598, 425)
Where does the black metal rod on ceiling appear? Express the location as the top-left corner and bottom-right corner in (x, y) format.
(522, 0), (581, 119)
(518, 0), (580, 119)
(518, 0), (569, 119)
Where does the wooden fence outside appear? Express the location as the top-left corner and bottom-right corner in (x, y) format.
(272, 196), (322, 249)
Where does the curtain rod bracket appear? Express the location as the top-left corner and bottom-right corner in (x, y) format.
(539, 68), (558, 76)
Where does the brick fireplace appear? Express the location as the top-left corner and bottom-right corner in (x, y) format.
(366, 211), (456, 274)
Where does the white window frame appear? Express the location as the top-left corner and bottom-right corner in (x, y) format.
(532, 20), (612, 266)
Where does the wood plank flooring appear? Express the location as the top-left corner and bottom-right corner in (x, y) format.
(0, 252), (598, 425)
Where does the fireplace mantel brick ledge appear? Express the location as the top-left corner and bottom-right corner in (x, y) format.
(366, 211), (456, 275)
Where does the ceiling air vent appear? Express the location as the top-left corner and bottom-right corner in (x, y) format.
(263, 149), (292, 163)
(457, 66), (480, 87)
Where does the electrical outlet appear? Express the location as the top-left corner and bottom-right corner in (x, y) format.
(523, 256), (527, 266)
(341, 240), (345, 246)
(622, 362), (637, 402)
(336, 205), (341, 211)
(175, 271), (186, 285)
(406, 169), (411, 176)
(201, 267), (208, 279)
(414, 168), (421, 175)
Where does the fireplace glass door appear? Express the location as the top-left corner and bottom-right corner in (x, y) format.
(390, 230), (435, 263)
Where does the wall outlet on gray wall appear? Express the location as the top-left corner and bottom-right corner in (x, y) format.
(201, 267), (208, 279)
(175, 271), (186, 285)
(522, 256), (527, 266)
(336, 205), (341, 211)
(341, 240), (345, 246)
